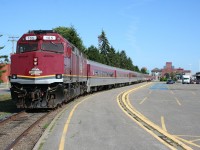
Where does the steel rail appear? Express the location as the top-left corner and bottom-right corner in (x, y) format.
(0, 111), (26, 126)
(4, 111), (51, 150)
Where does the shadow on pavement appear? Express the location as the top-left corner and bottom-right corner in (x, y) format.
(0, 97), (18, 113)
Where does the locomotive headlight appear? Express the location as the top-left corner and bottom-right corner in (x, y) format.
(12, 74), (17, 79)
(56, 74), (62, 79)
(33, 57), (38, 66)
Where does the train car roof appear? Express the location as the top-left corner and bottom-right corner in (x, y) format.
(87, 60), (138, 74)
(87, 60), (116, 70)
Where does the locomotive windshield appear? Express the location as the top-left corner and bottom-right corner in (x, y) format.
(41, 42), (64, 53)
(17, 43), (38, 53)
(17, 42), (64, 53)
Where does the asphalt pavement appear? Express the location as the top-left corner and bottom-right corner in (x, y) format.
(33, 82), (200, 150)
(34, 82), (169, 150)
(129, 82), (200, 150)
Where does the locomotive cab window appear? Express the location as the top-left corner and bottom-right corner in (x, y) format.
(17, 43), (38, 53)
(41, 42), (64, 53)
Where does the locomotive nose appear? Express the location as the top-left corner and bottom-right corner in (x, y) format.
(10, 51), (64, 84)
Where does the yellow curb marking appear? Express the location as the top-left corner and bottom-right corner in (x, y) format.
(161, 116), (167, 132)
(117, 83), (192, 150)
(59, 96), (94, 150)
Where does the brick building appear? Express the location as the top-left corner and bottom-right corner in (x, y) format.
(151, 62), (191, 80)
(0, 63), (11, 83)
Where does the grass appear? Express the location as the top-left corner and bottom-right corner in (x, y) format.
(38, 142), (44, 150)
(43, 123), (49, 129)
(0, 94), (11, 101)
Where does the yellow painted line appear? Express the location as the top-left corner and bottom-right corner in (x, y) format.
(118, 84), (177, 150)
(117, 83), (192, 150)
(190, 138), (200, 142)
(18, 74), (87, 79)
(174, 135), (200, 148)
(176, 100), (181, 106)
(175, 97), (181, 106)
(18, 74), (55, 78)
(59, 95), (94, 150)
(175, 135), (200, 138)
(161, 116), (167, 132)
(139, 97), (147, 104)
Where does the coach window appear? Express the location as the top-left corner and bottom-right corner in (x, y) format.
(109, 73), (113, 77)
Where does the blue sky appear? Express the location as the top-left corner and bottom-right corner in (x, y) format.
(0, 0), (200, 74)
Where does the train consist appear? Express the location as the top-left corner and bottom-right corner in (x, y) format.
(10, 30), (152, 108)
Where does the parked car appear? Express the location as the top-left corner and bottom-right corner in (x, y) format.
(166, 79), (175, 84)
(190, 80), (195, 84)
(196, 80), (200, 84)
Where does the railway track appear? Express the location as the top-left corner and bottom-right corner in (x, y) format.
(0, 111), (26, 126)
(0, 110), (51, 150)
(117, 84), (192, 150)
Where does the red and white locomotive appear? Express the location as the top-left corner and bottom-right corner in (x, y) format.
(10, 30), (151, 108)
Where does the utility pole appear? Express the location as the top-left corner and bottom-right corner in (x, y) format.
(0, 35), (5, 50)
(199, 60), (200, 72)
(8, 36), (19, 54)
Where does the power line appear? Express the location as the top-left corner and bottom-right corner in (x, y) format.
(8, 36), (19, 54)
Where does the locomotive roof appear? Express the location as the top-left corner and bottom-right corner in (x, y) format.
(28, 30), (56, 34)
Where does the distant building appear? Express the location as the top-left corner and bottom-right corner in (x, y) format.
(151, 68), (162, 80)
(151, 62), (191, 80)
(0, 63), (11, 83)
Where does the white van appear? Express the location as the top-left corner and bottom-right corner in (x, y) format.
(182, 75), (190, 84)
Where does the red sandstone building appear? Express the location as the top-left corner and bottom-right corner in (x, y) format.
(0, 63), (11, 83)
(151, 62), (191, 80)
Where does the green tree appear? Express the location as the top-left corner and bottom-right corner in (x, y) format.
(134, 65), (140, 72)
(86, 30), (140, 72)
(170, 72), (176, 80)
(98, 30), (112, 65)
(126, 57), (135, 71)
(164, 73), (170, 79)
(0, 35), (8, 83)
(85, 45), (101, 62)
(141, 67), (148, 74)
(119, 50), (128, 69)
(98, 30), (110, 55)
(107, 46), (116, 66)
(114, 51), (121, 68)
(53, 26), (86, 52)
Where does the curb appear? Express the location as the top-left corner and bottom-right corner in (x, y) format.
(33, 105), (70, 150)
